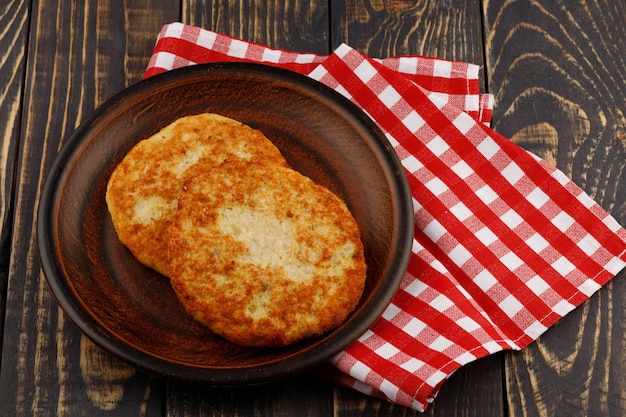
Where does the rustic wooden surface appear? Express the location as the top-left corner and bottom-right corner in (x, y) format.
(0, 0), (624, 416)
(484, 1), (626, 416)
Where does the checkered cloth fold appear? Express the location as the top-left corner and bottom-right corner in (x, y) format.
(145, 23), (626, 412)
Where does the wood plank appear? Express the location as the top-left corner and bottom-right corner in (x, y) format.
(164, 2), (333, 414)
(483, 0), (626, 416)
(0, 1), (178, 415)
(329, 1), (504, 416)
(0, 0), (29, 343)
(331, 0), (487, 84)
(166, 374), (333, 417)
(183, 0), (329, 53)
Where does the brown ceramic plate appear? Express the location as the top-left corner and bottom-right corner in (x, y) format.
(38, 63), (413, 385)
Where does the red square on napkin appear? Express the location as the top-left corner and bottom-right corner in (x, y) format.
(145, 23), (626, 412)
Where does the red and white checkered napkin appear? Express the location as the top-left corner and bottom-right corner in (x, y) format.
(146, 23), (626, 412)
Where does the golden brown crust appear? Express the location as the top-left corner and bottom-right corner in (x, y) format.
(168, 160), (367, 347)
(105, 113), (286, 277)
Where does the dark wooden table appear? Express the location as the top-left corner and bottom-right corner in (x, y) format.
(1, 1), (625, 416)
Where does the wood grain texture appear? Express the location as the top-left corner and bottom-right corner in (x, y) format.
(160, 2), (333, 416)
(3, 0), (624, 416)
(166, 374), (333, 417)
(330, 2), (504, 416)
(183, 0), (329, 53)
(483, 0), (626, 416)
(331, 0), (487, 86)
(0, 0), (177, 415)
(484, 0), (626, 222)
(0, 0), (29, 345)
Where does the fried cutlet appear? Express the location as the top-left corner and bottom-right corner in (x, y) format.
(168, 160), (367, 347)
(105, 113), (287, 277)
